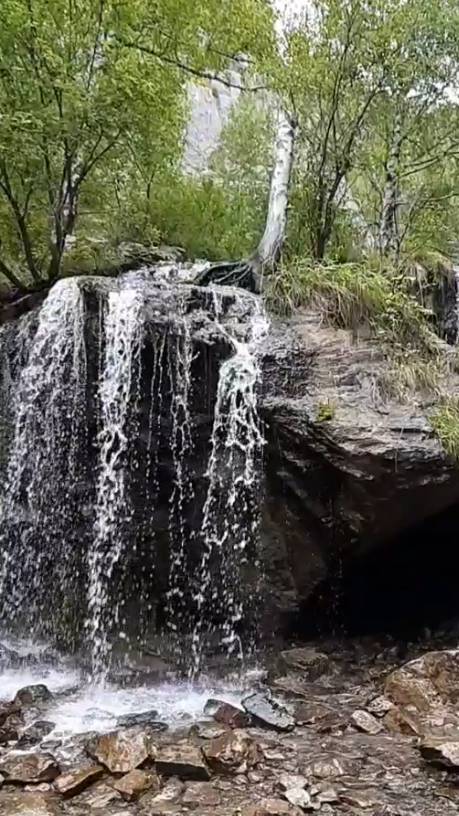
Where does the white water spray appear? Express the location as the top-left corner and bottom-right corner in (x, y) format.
(87, 288), (143, 678)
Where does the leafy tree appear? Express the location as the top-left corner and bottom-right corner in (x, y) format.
(272, 0), (459, 262)
(0, 0), (274, 291)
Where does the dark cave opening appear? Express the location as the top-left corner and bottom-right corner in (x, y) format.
(298, 502), (459, 639)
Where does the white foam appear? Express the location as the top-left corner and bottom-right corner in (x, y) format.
(47, 678), (247, 737)
(0, 649), (259, 739)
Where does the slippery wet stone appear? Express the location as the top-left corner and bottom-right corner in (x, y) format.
(351, 709), (383, 735)
(0, 718), (19, 743)
(117, 710), (166, 730)
(155, 743), (210, 780)
(14, 684), (52, 707)
(420, 737), (459, 768)
(54, 765), (104, 797)
(0, 752), (60, 784)
(213, 702), (251, 729)
(0, 702), (20, 727)
(113, 768), (159, 800)
(192, 722), (227, 740)
(279, 648), (329, 680)
(86, 727), (153, 774)
(203, 730), (261, 775)
(242, 693), (294, 732)
(17, 720), (55, 748)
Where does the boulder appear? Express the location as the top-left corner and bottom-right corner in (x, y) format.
(86, 727), (153, 774)
(420, 737), (459, 769)
(385, 650), (459, 714)
(279, 648), (329, 680)
(113, 768), (159, 800)
(14, 684), (52, 706)
(54, 765), (104, 797)
(213, 702), (251, 729)
(0, 752), (60, 784)
(242, 693), (294, 732)
(203, 730), (261, 775)
(155, 743), (210, 781)
(383, 707), (422, 737)
(261, 312), (459, 624)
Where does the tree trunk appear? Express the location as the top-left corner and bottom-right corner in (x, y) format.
(380, 108), (403, 257)
(197, 107), (297, 292)
(250, 107), (297, 285)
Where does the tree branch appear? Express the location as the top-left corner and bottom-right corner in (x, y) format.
(116, 38), (266, 92)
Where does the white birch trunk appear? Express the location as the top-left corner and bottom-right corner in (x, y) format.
(380, 108), (403, 256)
(252, 107), (296, 277)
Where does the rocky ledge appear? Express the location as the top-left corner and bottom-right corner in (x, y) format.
(261, 310), (459, 628)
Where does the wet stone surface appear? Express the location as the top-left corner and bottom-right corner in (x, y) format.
(1, 636), (459, 813)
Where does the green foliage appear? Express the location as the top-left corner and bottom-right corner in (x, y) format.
(379, 357), (443, 402)
(315, 401), (336, 422)
(0, 0), (274, 290)
(430, 399), (459, 461)
(265, 258), (439, 355)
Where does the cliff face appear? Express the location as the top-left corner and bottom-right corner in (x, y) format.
(260, 310), (459, 631)
(3, 271), (459, 644)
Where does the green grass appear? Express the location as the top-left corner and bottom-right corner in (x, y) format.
(265, 259), (440, 356)
(315, 400), (336, 422)
(430, 398), (459, 461)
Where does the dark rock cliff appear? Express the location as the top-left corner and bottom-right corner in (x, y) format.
(260, 310), (459, 633)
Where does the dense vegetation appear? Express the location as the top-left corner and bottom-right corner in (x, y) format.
(1, 0), (459, 294)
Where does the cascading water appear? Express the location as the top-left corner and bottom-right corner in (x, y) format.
(191, 291), (268, 676)
(0, 280), (88, 647)
(0, 267), (268, 682)
(87, 288), (144, 677)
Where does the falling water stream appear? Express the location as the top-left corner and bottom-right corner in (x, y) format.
(0, 265), (267, 730)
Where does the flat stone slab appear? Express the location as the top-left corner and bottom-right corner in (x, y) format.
(155, 743), (210, 781)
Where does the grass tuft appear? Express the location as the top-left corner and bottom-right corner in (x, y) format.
(430, 398), (459, 461)
(265, 259), (440, 357)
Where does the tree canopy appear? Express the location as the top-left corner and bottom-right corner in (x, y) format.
(2, 0), (459, 293)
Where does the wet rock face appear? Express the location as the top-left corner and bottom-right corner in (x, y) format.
(260, 310), (459, 630)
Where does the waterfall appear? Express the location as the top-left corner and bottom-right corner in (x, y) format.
(191, 291), (268, 675)
(0, 268), (268, 678)
(87, 288), (144, 677)
(0, 279), (87, 646)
